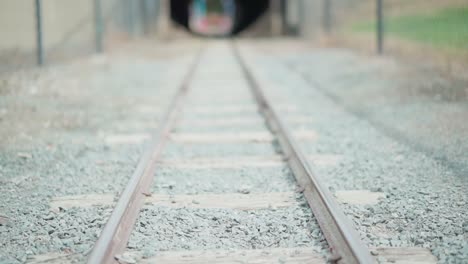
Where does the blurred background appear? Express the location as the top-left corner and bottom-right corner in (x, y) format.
(327, 0), (468, 78)
(0, 0), (467, 75)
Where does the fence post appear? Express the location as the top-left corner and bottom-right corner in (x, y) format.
(94, 0), (104, 53)
(149, 0), (159, 34)
(126, 0), (135, 35)
(323, 0), (332, 34)
(35, 0), (44, 65)
(157, 0), (171, 38)
(141, 0), (151, 35)
(376, 0), (384, 54)
(298, 0), (304, 36)
(270, 0), (283, 36)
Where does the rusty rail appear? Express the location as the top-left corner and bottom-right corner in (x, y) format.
(233, 43), (374, 264)
(87, 50), (202, 264)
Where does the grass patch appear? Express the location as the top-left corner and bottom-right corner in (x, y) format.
(352, 7), (468, 50)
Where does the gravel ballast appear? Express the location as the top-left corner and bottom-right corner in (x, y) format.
(152, 166), (297, 195)
(0, 42), (201, 263)
(162, 142), (278, 159)
(242, 42), (468, 263)
(128, 199), (327, 257)
(126, 43), (330, 261)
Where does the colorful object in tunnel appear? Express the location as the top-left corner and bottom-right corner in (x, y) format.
(189, 0), (236, 36)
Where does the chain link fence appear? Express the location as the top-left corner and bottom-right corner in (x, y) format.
(3, 0), (467, 75)
(314, 0), (468, 76)
(0, 0), (162, 72)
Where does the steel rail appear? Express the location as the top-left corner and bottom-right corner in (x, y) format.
(87, 50), (203, 264)
(233, 43), (374, 264)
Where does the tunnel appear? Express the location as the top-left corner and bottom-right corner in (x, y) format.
(170, 0), (270, 35)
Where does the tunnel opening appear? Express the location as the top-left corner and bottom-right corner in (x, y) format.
(170, 0), (270, 36)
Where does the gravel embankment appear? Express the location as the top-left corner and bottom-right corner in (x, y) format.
(284, 49), (468, 177)
(242, 43), (467, 263)
(0, 43), (200, 263)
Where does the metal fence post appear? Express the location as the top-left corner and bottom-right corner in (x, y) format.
(140, 0), (151, 35)
(323, 0), (332, 34)
(126, 0), (135, 35)
(35, 0), (44, 65)
(154, 0), (160, 27)
(94, 0), (104, 53)
(280, 0), (287, 34)
(298, 0), (305, 37)
(149, 0), (159, 34)
(377, 0), (384, 54)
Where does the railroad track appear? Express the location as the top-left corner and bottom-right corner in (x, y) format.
(86, 42), (373, 264)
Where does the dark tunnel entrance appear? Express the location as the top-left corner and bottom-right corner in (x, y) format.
(170, 0), (270, 36)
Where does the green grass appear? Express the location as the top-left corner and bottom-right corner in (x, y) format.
(352, 7), (468, 50)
